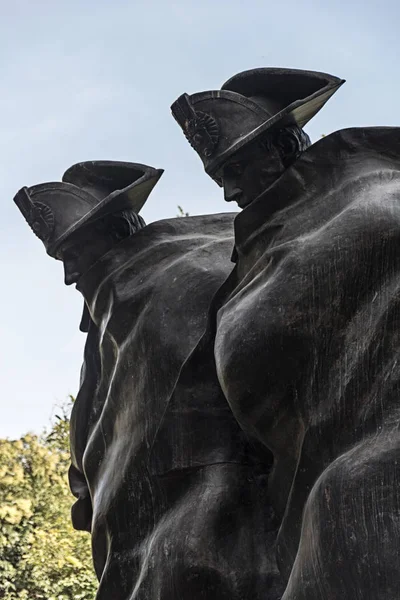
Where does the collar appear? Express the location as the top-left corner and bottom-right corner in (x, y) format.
(232, 127), (400, 259)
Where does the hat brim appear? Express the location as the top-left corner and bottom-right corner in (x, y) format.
(48, 167), (163, 257)
(209, 78), (345, 183)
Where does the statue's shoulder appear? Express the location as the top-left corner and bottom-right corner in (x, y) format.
(141, 212), (237, 241)
(305, 127), (400, 219)
(104, 212), (237, 279)
(311, 126), (400, 157)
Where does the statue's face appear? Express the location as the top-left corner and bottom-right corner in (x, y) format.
(58, 223), (116, 285)
(221, 139), (285, 209)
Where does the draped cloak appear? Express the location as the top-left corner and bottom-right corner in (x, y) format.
(69, 213), (281, 600)
(151, 128), (400, 598)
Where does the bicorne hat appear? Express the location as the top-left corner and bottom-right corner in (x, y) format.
(14, 161), (163, 258)
(171, 67), (345, 183)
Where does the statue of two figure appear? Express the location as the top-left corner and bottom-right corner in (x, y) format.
(15, 68), (400, 599)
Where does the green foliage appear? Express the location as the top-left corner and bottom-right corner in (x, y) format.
(0, 399), (97, 599)
(176, 205), (189, 217)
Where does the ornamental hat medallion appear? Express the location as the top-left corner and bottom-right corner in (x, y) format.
(171, 67), (345, 184)
(173, 95), (220, 158)
(14, 161), (163, 258)
(24, 200), (55, 242)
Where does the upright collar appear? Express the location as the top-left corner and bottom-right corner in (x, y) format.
(233, 127), (400, 257)
(76, 213), (238, 321)
(76, 233), (143, 318)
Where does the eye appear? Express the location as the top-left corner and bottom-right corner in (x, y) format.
(61, 246), (80, 261)
(228, 163), (243, 176)
(224, 162), (243, 177)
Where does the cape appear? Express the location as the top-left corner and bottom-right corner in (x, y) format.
(69, 213), (283, 599)
(152, 127), (400, 597)
(70, 213), (236, 524)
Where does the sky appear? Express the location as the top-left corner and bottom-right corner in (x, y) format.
(2, 0), (400, 438)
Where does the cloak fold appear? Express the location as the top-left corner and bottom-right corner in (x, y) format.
(152, 127), (400, 596)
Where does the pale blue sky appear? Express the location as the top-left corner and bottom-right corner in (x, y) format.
(2, 0), (400, 438)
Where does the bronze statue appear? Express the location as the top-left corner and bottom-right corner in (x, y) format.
(169, 67), (400, 599)
(14, 161), (283, 599)
(15, 66), (400, 599)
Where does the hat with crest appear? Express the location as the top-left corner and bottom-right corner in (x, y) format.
(14, 161), (163, 258)
(171, 67), (345, 183)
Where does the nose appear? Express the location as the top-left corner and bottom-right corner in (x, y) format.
(63, 261), (80, 286)
(223, 178), (243, 204)
(224, 188), (243, 203)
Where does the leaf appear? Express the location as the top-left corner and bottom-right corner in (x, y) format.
(0, 397), (97, 599)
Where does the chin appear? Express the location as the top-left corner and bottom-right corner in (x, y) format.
(237, 197), (252, 209)
(65, 273), (81, 286)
